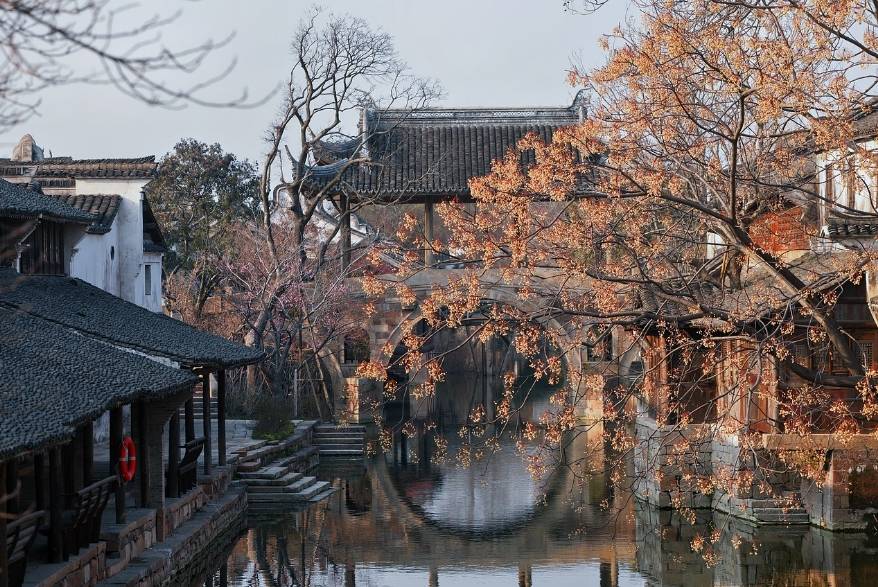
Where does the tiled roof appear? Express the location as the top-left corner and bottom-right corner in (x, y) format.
(0, 156), (157, 179)
(0, 178), (94, 224)
(50, 194), (121, 234)
(635, 252), (861, 323)
(0, 305), (196, 461)
(300, 103), (582, 200)
(0, 269), (263, 368)
(826, 219), (878, 238)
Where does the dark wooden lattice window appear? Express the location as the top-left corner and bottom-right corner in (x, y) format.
(19, 221), (65, 275)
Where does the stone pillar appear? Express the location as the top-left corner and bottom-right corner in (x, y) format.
(341, 195), (352, 271)
(424, 200), (435, 267)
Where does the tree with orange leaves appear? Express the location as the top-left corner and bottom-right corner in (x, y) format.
(363, 0), (878, 550)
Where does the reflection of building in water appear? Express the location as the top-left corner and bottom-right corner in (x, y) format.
(635, 505), (878, 586)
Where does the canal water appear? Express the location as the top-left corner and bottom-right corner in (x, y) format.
(203, 375), (878, 586)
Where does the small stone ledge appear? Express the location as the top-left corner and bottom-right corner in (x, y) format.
(96, 488), (246, 586)
(22, 542), (107, 587)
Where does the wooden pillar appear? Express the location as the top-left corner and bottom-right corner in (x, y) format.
(341, 195), (352, 271)
(82, 421), (94, 485)
(48, 447), (64, 563)
(201, 369), (212, 475)
(185, 397), (196, 443)
(217, 369), (227, 467)
(423, 200), (435, 267)
(5, 460), (18, 515)
(34, 453), (46, 511)
(0, 464), (7, 587)
(137, 401), (150, 507)
(110, 407), (126, 523)
(167, 413), (180, 498)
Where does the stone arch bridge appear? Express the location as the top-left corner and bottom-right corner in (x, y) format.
(324, 269), (606, 423)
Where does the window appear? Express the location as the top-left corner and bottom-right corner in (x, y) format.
(585, 328), (613, 362)
(19, 221), (65, 275)
(144, 264), (152, 296)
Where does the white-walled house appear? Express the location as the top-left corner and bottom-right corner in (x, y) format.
(0, 134), (164, 311)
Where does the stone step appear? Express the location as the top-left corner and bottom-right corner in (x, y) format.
(314, 426), (366, 433)
(290, 480), (330, 500)
(320, 444), (365, 457)
(242, 472), (304, 487)
(308, 486), (338, 503)
(237, 465), (289, 480)
(313, 435), (364, 443)
(247, 492), (317, 503)
(752, 508), (810, 524)
(286, 476), (318, 493)
(237, 460), (262, 473)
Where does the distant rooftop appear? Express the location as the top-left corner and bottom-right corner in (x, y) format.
(0, 134), (157, 179)
(301, 96), (586, 202)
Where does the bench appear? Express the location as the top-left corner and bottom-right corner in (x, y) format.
(5, 510), (44, 585)
(168, 437), (205, 496)
(62, 476), (115, 557)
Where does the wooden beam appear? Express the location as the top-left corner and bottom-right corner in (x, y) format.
(48, 447), (64, 563)
(110, 407), (126, 523)
(167, 413), (180, 498)
(217, 369), (227, 467)
(201, 370), (212, 475)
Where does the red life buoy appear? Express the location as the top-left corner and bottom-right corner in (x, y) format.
(119, 436), (137, 482)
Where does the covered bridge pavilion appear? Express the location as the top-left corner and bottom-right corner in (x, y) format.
(300, 98), (585, 267)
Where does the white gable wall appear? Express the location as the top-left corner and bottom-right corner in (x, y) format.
(73, 178), (163, 311)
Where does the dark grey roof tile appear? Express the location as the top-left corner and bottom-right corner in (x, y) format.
(0, 306), (196, 460)
(0, 269), (263, 368)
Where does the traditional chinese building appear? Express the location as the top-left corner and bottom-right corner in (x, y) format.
(630, 106), (878, 530)
(0, 163), (262, 586)
(0, 135), (164, 311)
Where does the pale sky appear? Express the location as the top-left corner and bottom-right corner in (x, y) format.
(3, 0), (628, 165)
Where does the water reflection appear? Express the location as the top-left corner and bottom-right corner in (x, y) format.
(203, 374), (878, 587)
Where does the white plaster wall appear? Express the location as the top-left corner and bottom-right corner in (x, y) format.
(817, 139), (878, 217)
(74, 178), (164, 311)
(67, 225), (121, 296)
(142, 251), (163, 312)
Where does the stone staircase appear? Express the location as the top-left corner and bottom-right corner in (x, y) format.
(750, 497), (810, 525)
(178, 388), (218, 419)
(239, 451), (335, 513)
(312, 423), (366, 458)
